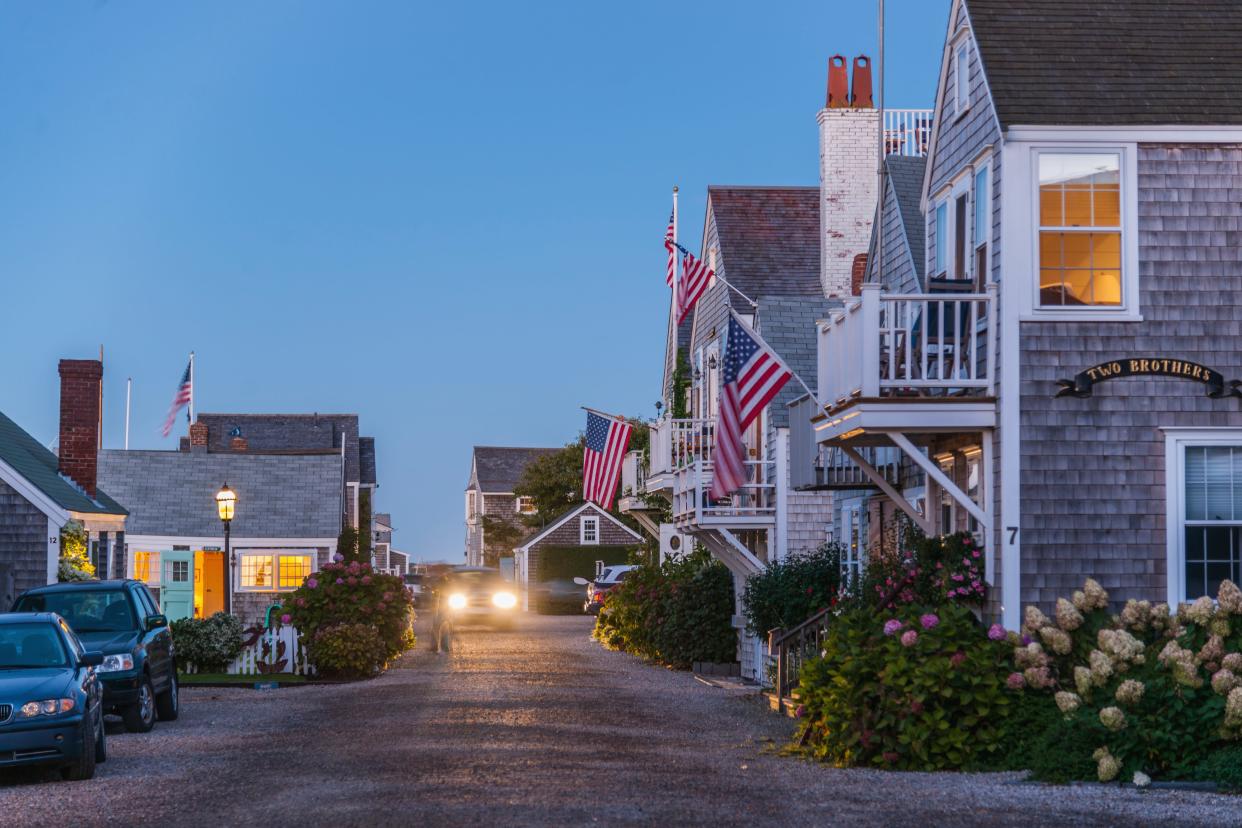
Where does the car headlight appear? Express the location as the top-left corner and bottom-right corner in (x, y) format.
(18, 698), (75, 718)
(492, 590), (517, 609)
(98, 654), (135, 673)
(447, 593), (468, 610)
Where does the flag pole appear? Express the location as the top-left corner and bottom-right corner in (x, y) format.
(124, 378), (132, 450)
(188, 351), (195, 426)
(579, 406), (627, 423)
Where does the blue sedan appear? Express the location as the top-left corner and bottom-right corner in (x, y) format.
(0, 613), (106, 781)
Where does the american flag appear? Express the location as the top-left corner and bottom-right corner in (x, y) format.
(710, 313), (792, 500)
(582, 411), (633, 510)
(664, 211), (675, 287)
(674, 248), (713, 325)
(161, 360), (193, 438)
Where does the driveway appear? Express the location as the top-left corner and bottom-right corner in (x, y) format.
(2, 614), (1241, 826)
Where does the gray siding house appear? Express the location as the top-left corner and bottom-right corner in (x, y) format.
(464, 446), (559, 567)
(0, 360), (127, 605)
(98, 439), (342, 625)
(799, 0), (1242, 630)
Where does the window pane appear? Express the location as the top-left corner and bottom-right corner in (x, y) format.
(1062, 234), (1092, 269)
(1093, 270), (1122, 305)
(974, 167), (988, 241)
(1039, 189), (1062, 226)
(1039, 153), (1120, 191)
(954, 194), (968, 279)
(1092, 233), (1121, 268)
(279, 555), (312, 589)
(935, 203), (947, 274)
(1039, 269), (1064, 305)
(241, 555), (274, 589)
(1064, 270), (1093, 305)
(1094, 186), (1121, 226)
(1206, 448), (1234, 520)
(1186, 446), (1206, 520)
(1064, 187), (1093, 226)
(1186, 560), (1207, 600)
(1039, 233), (1063, 268)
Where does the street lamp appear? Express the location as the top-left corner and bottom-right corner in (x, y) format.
(216, 484), (237, 614)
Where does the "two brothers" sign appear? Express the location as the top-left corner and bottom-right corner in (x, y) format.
(1056, 358), (1242, 399)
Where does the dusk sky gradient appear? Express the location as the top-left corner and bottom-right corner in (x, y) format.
(0, 0), (949, 560)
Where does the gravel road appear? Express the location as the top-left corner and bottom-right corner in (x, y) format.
(2, 614), (1242, 826)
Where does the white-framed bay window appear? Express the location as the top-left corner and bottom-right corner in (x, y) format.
(1008, 143), (1139, 321)
(236, 549), (315, 592)
(1165, 430), (1242, 602)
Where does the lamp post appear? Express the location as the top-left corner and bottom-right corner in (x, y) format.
(215, 484), (237, 614)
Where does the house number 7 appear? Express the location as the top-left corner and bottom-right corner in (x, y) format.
(1007, 526), (1019, 545)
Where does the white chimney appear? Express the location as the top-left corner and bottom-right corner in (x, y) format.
(819, 55), (880, 299)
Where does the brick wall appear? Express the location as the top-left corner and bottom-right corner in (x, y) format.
(1018, 145), (1242, 609)
(58, 359), (102, 496)
(819, 108), (880, 298)
(0, 479), (51, 597)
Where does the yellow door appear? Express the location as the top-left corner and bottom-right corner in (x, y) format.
(201, 552), (225, 617)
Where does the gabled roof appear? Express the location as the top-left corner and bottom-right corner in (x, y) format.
(756, 297), (839, 429)
(514, 502), (641, 552)
(966, 0), (1242, 127)
(885, 156), (927, 282)
(469, 446), (560, 493)
(707, 186), (821, 305)
(0, 411), (126, 517)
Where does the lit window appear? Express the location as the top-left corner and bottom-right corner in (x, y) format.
(516, 496), (537, 515)
(278, 555), (313, 589)
(581, 516), (600, 545)
(1037, 153), (1122, 307)
(133, 551), (160, 585)
(240, 555), (273, 589)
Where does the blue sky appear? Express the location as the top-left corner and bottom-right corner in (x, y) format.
(0, 0), (949, 561)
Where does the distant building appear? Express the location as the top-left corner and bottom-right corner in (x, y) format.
(464, 446), (558, 567)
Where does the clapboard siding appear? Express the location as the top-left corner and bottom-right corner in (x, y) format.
(927, 7), (1001, 199)
(1018, 144), (1242, 608)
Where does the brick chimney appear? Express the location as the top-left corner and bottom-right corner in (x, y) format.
(58, 359), (103, 497)
(819, 55), (880, 299)
(189, 421), (209, 452)
(851, 253), (869, 296)
(230, 436), (248, 452)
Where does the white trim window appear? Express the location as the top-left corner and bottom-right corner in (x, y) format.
(952, 38), (970, 119)
(465, 491), (477, 523)
(515, 496), (537, 515)
(1168, 435), (1242, 601)
(973, 161), (991, 289)
(1037, 151), (1123, 308)
(132, 550), (160, 585)
(237, 550), (315, 592)
(840, 501), (865, 589)
(930, 170), (978, 287)
(580, 516), (600, 545)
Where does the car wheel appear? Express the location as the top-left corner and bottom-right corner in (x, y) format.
(155, 671), (179, 722)
(122, 676), (156, 733)
(94, 708), (107, 763)
(61, 719), (97, 781)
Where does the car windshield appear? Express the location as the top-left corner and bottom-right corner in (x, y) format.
(14, 590), (137, 633)
(0, 622), (70, 669)
(445, 571), (505, 590)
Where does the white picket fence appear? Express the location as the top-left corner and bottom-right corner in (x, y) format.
(182, 625), (316, 676)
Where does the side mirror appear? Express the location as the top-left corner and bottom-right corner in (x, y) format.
(80, 651), (104, 668)
(145, 614), (168, 631)
(572, 577), (589, 586)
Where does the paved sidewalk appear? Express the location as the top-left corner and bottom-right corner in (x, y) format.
(2, 614), (1241, 826)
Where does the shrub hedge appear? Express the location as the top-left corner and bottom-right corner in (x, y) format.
(307, 623), (388, 679)
(170, 612), (245, 673)
(537, 545), (632, 582)
(742, 543), (844, 636)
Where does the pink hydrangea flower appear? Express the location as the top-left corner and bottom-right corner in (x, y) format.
(920, 613), (939, 630)
(950, 651), (967, 667)
(280, 613), (291, 625)
(348, 576), (358, 586)
(988, 623), (1006, 641)
(1006, 672), (1026, 690)
(333, 553), (344, 563)
(901, 630), (918, 647)
(307, 578), (318, 589)
(795, 705), (805, 718)
(883, 619), (903, 636)
(910, 700), (924, 714)
(336, 578), (344, 585)
(361, 575), (372, 585)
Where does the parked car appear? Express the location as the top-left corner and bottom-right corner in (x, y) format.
(579, 565), (638, 615)
(0, 612), (106, 780)
(529, 578), (586, 615)
(402, 573), (425, 607)
(432, 567), (519, 630)
(12, 580), (177, 733)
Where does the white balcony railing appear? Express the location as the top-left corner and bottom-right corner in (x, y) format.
(818, 283), (997, 408)
(884, 109), (933, 158)
(646, 416), (775, 526)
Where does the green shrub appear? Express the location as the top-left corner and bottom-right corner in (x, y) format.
(858, 530), (987, 610)
(991, 692), (1102, 782)
(537, 545), (633, 582)
(284, 559), (414, 661)
(593, 548), (735, 668)
(57, 520), (95, 582)
(742, 543), (844, 635)
(798, 603), (1012, 771)
(1192, 743), (1242, 790)
(307, 623), (387, 679)
(171, 612), (245, 672)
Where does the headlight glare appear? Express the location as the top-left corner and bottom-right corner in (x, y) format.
(99, 653), (134, 673)
(447, 593), (468, 610)
(492, 590), (517, 609)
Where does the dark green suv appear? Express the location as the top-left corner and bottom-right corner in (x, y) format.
(12, 580), (177, 733)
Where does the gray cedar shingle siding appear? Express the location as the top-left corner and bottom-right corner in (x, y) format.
(927, 7), (1000, 199)
(756, 297), (837, 429)
(0, 479), (51, 596)
(523, 505), (639, 583)
(966, 0), (1242, 128)
(97, 450), (343, 538)
(1019, 145), (1242, 608)
(867, 157), (927, 294)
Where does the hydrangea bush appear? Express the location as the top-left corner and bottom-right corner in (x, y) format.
(798, 603), (1013, 770)
(307, 623), (388, 679)
(1009, 578), (1242, 783)
(283, 557), (415, 668)
(170, 612), (245, 673)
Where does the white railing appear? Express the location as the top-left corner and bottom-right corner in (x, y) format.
(181, 625), (315, 676)
(819, 283), (997, 407)
(619, 450), (646, 499)
(673, 458), (776, 526)
(819, 445), (900, 489)
(646, 416), (714, 482)
(884, 109), (933, 158)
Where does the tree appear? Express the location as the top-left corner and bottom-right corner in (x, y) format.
(58, 520), (95, 582)
(336, 525), (359, 563)
(478, 515), (526, 568)
(670, 348), (691, 419)
(357, 488), (373, 563)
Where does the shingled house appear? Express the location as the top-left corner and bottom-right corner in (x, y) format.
(0, 360), (128, 606)
(513, 502), (641, 610)
(464, 446), (558, 567)
(98, 423), (342, 624)
(793, 0), (1242, 629)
